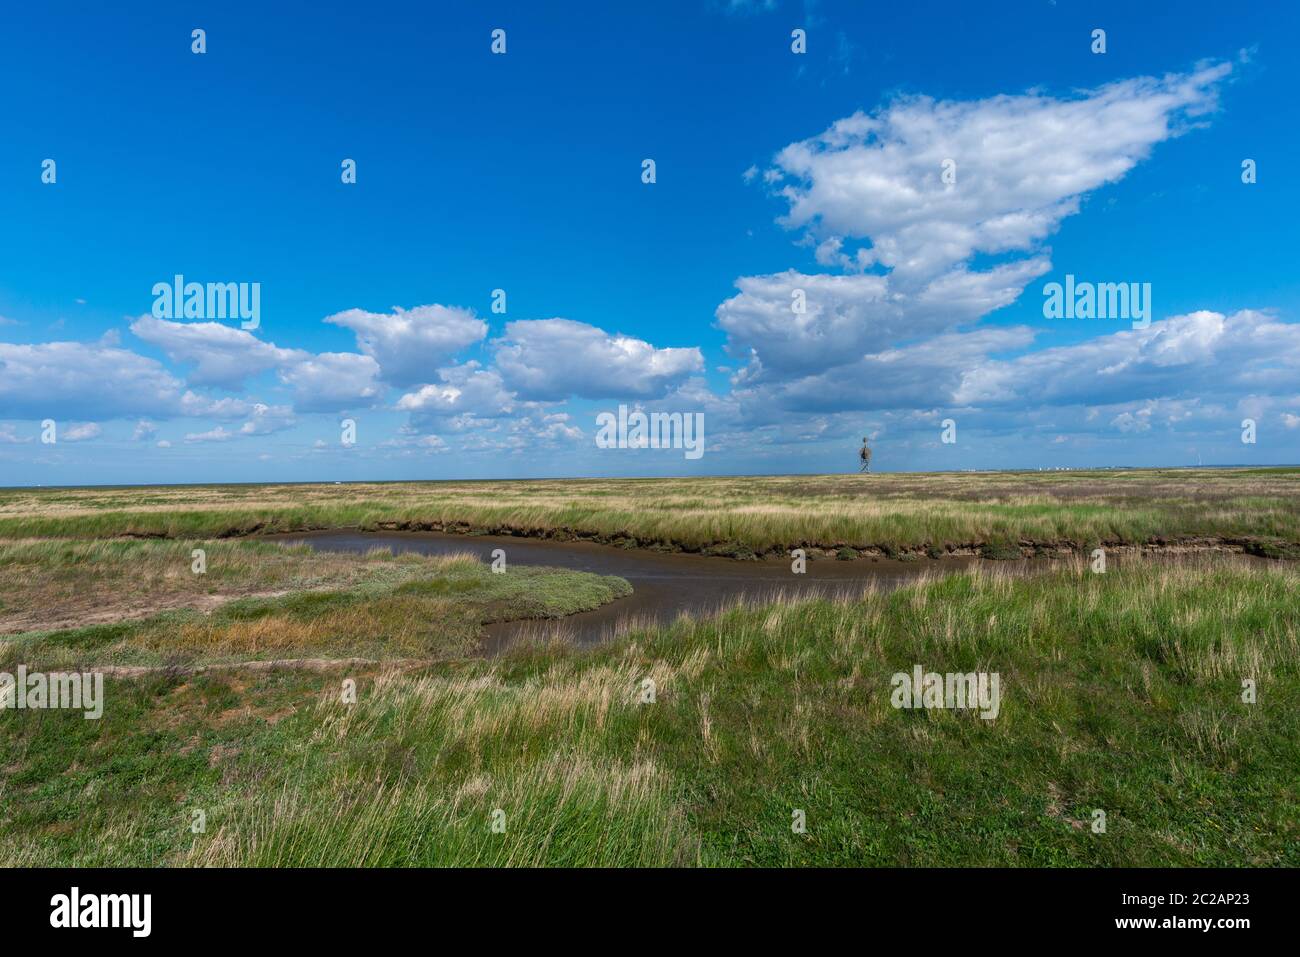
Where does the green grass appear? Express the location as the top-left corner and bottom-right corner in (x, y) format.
(3, 558), (1295, 866)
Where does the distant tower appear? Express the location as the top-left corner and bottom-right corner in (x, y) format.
(858, 436), (872, 473)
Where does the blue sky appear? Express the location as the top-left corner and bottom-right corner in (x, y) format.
(2, 0), (1298, 485)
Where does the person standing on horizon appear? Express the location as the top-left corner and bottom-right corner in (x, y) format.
(859, 437), (872, 473)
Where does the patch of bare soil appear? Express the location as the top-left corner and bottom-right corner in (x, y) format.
(0, 589), (291, 636)
(98, 657), (426, 678)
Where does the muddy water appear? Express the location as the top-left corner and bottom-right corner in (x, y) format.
(276, 529), (1001, 652)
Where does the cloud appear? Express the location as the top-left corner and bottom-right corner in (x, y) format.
(184, 403), (295, 442)
(713, 60), (1241, 428)
(710, 304), (1300, 454)
(178, 392), (256, 419)
(718, 0), (777, 14)
(61, 422), (102, 442)
(952, 310), (1300, 410)
(449, 411), (585, 455)
(763, 60), (1232, 284)
(494, 318), (703, 401)
(131, 316), (383, 412)
(380, 432), (451, 454)
(1111, 409), (1153, 433)
(744, 324), (1037, 414)
(277, 352), (383, 413)
(395, 362), (515, 425)
(717, 259), (1046, 381)
(184, 426), (238, 443)
(130, 316), (294, 387)
(238, 403), (296, 436)
(325, 305), (487, 387)
(0, 340), (190, 420)
(132, 420), (158, 441)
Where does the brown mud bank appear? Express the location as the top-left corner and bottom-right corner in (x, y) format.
(288, 518), (1300, 562)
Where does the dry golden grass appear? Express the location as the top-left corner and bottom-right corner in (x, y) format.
(3, 469), (1297, 556)
(0, 540), (630, 667)
(0, 539), (425, 634)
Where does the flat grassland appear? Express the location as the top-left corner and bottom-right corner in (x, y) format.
(2, 467), (1299, 557)
(0, 471), (1296, 866)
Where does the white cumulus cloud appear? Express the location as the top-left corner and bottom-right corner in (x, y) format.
(493, 318), (702, 401)
(325, 304), (487, 387)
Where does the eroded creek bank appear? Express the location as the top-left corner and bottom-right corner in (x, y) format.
(275, 529), (1040, 653)
(277, 530), (1271, 653)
